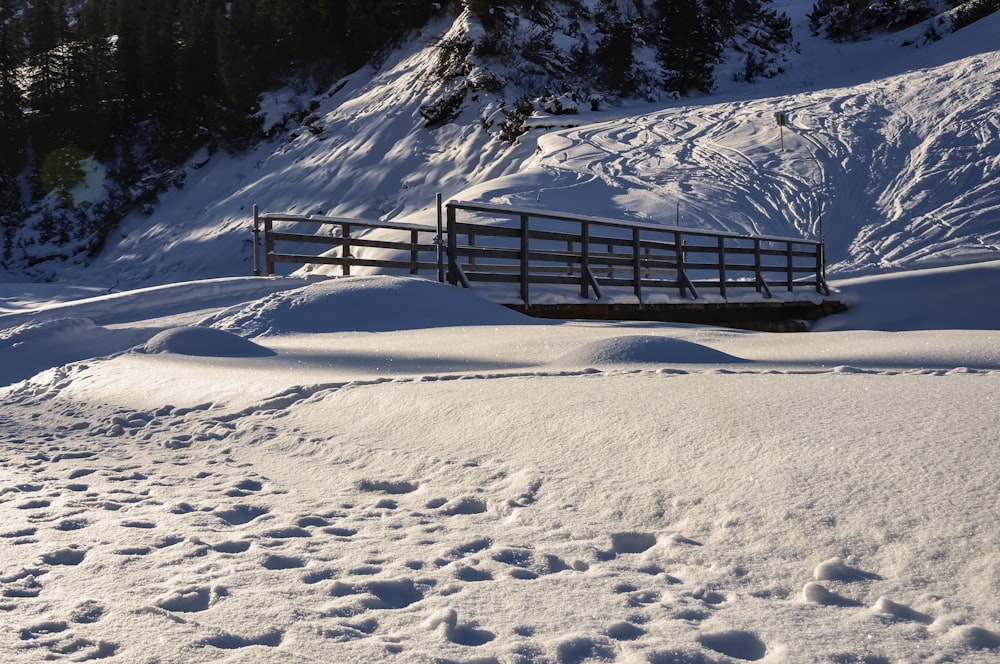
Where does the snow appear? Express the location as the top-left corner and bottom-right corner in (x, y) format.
(2, 3), (1000, 662)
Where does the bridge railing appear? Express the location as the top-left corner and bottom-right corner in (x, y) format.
(253, 201), (828, 305)
(253, 206), (440, 278)
(444, 200), (828, 305)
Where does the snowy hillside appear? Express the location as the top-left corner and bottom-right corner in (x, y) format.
(5, 1), (997, 290)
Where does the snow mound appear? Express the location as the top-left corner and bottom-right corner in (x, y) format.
(204, 276), (536, 335)
(0, 317), (147, 385)
(144, 327), (275, 357)
(2, 316), (99, 345)
(554, 335), (745, 366)
(816, 260), (1000, 331)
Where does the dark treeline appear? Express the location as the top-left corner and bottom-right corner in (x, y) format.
(0, 0), (439, 259)
(1, 0), (439, 176)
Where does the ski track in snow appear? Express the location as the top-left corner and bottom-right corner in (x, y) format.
(3, 358), (999, 662)
(522, 49), (1000, 276)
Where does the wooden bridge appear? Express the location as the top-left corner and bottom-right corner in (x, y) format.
(251, 200), (845, 331)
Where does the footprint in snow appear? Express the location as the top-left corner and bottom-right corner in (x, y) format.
(19, 612), (100, 645)
(296, 515), (329, 528)
(114, 545), (153, 556)
(814, 557), (882, 582)
(262, 525), (311, 538)
(348, 564), (383, 576)
(455, 537), (492, 554)
(39, 546), (87, 566)
(358, 478), (419, 494)
(156, 585), (218, 613)
(612, 531), (658, 553)
(492, 547), (581, 578)
(607, 620), (646, 641)
(698, 629), (768, 661)
(802, 582), (862, 607)
(871, 596), (933, 624)
(18, 626), (119, 661)
(439, 496), (488, 516)
(302, 568), (335, 584)
(424, 608), (496, 647)
(626, 590), (662, 607)
(212, 539), (252, 554)
(225, 478), (264, 497)
(317, 617), (379, 641)
(214, 504), (269, 525)
(263, 554), (305, 570)
(329, 577), (426, 610)
(69, 599), (105, 623)
(554, 636), (617, 662)
(454, 564), (493, 582)
(597, 531), (661, 560)
(15, 499), (51, 510)
(199, 627), (283, 649)
(2, 527), (38, 543)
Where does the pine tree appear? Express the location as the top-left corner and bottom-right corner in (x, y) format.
(655, 0), (722, 95)
(0, 0), (25, 169)
(594, 0), (637, 95)
(24, 0), (70, 117)
(62, 32), (116, 151)
(177, 0), (226, 131)
(216, 0), (273, 116)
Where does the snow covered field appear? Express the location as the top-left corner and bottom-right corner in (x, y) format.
(1, 270), (999, 663)
(2, 1), (999, 662)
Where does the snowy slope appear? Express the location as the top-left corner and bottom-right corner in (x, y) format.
(9, 3), (995, 290)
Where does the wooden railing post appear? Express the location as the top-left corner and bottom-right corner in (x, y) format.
(264, 215), (274, 276)
(341, 223), (352, 276)
(436, 193), (444, 283)
(447, 204), (458, 286)
(754, 238), (772, 298)
(632, 228), (642, 301)
(816, 240), (826, 294)
(520, 213), (530, 306)
(675, 230), (686, 298)
(754, 238), (762, 294)
(410, 229), (419, 275)
(252, 204), (261, 276)
(786, 241), (794, 292)
(718, 236), (727, 299)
